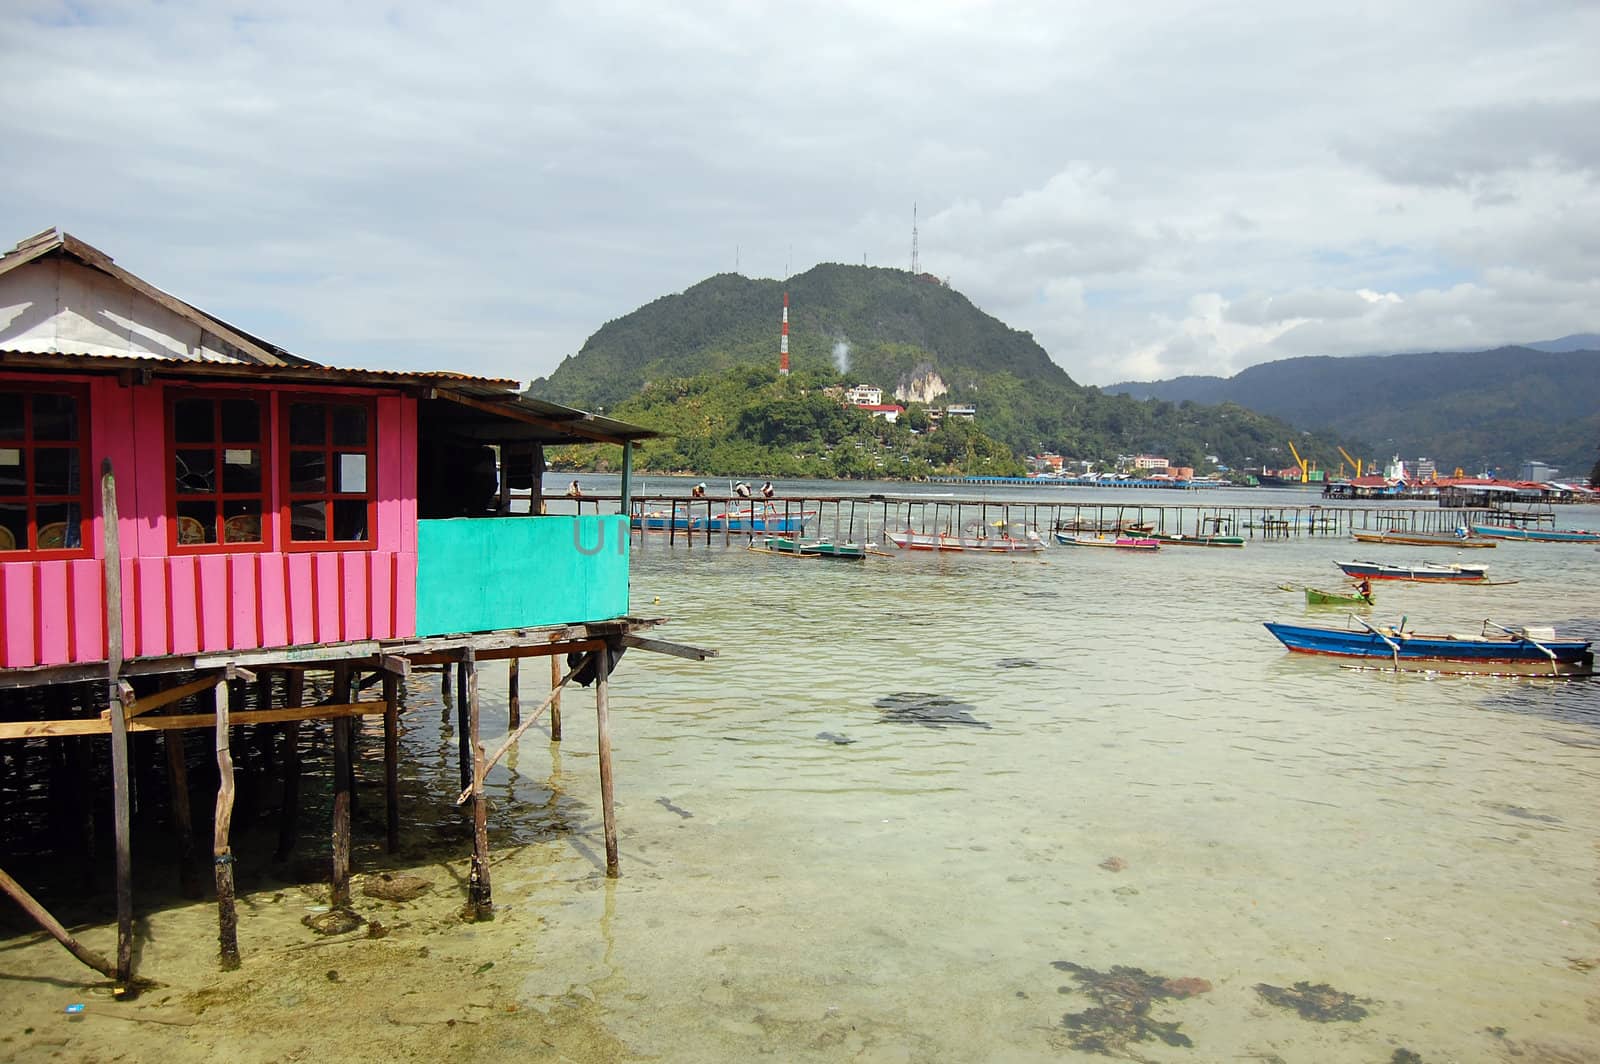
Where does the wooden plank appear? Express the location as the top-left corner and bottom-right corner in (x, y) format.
(0, 700), (392, 740)
(101, 673), (223, 721)
(620, 634), (719, 661)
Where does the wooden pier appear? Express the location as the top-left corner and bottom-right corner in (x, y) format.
(557, 492), (1509, 547)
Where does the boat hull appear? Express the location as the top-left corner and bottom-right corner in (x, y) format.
(1470, 524), (1600, 543)
(1264, 621), (1593, 675)
(1149, 532), (1245, 548)
(1304, 587), (1373, 606)
(1054, 533), (1160, 551)
(1335, 560), (1488, 582)
(1351, 530), (1495, 548)
(887, 530), (1044, 553)
(761, 537), (866, 560)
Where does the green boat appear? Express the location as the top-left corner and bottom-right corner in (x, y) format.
(1148, 531), (1246, 548)
(760, 537), (867, 561)
(1304, 586), (1374, 607)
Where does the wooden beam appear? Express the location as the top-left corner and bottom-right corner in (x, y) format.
(0, 700), (391, 740)
(102, 459), (134, 985)
(101, 673), (223, 721)
(620, 634), (719, 661)
(213, 683), (240, 970)
(0, 865), (117, 979)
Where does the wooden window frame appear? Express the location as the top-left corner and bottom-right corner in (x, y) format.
(165, 390), (272, 556)
(0, 382), (93, 560)
(279, 395), (378, 553)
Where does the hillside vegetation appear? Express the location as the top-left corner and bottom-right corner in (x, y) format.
(532, 264), (1366, 477)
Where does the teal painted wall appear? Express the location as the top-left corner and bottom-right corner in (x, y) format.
(415, 516), (629, 637)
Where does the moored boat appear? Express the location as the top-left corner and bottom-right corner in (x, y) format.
(1054, 533), (1160, 551)
(1469, 524), (1600, 543)
(887, 528), (1044, 553)
(1351, 528), (1495, 548)
(1304, 586), (1374, 606)
(758, 536), (866, 561)
(1335, 560), (1489, 583)
(1264, 619), (1594, 676)
(1148, 531), (1245, 548)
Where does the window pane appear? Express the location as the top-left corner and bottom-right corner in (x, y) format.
(289, 403), (325, 446)
(36, 502), (82, 549)
(176, 501), (217, 544)
(0, 394), (22, 439)
(31, 394), (79, 441)
(173, 398), (215, 443)
(336, 452), (367, 493)
(291, 500), (326, 542)
(0, 502), (25, 551)
(34, 448), (80, 497)
(221, 501), (261, 544)
(289, 451), (325, 493)
(0, 448), (23, 497)
(220, 399), (261, 444)
(333, 499), (367, 541)
(176, 449), (217, 494)
(331, 404), (367, 447)
(221, 448), (262, 493)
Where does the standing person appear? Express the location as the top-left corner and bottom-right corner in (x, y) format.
(760, 480), (775, 499)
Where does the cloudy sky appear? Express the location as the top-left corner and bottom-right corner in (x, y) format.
(4, 0), (1597, 386)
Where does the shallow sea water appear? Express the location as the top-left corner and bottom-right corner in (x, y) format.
(4, 488), (1599, 1062)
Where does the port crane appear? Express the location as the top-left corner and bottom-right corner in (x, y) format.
(1285, 440), (1312, 484)
(1337, 446), (1364, 479)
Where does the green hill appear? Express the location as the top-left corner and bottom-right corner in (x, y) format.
(531, 264), (1357, 477)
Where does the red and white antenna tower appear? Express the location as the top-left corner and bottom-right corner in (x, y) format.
(779, 291), (790, 376)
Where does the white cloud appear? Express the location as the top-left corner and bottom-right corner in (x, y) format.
(1, 0), (1597, 389)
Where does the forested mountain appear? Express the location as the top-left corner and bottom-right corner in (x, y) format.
(531, 265), (1351, 476)
(1106, 347), (1600, 475)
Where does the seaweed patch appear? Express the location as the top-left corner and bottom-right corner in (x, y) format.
(1253, 980), (1371, 1022)
(1051, 960), (1211, 1055)
(873, 692), (989, 729)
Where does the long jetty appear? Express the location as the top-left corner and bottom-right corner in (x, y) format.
(554, 492), (1511, 547)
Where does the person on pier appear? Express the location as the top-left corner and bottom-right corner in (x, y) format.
(691, 482), (707, 498)
(733, 482), (752, 499)
(760, 480), (775, 499)
(566, 479), (582, 499)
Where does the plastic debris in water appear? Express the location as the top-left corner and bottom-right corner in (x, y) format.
(64, 1004), (85, 1015)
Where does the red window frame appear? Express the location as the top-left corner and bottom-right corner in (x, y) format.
(165, 390), (272, 555)
(279, 395), (377, 552)
(0, 383), (93, 560)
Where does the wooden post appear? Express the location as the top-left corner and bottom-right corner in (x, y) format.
(383, 671), (400, 854)
(455, 653), (471, 791)
(275, 671), (303, 862)
(0, 865), (117, 979)
(165, 729), (202, 898)
(213, 680), (240, 970)
(101, 459), (134, 984)
(596, 664), (620, 878)
(441, 661), (453, 708)
(549, 653), (563, 741)
(465, 648), (492, 918)
(331, 665), (352, 908)
(507, 658), (521, 729)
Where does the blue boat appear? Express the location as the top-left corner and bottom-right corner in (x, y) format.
(1469, 524), (1600, 543)
(1264, 619), (1593, 676)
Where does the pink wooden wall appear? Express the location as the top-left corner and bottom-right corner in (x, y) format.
(0, 372), (418, 670)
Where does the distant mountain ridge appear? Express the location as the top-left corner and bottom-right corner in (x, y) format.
(1105, 343), (1600, 474)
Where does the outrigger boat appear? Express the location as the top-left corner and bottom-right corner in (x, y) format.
(1054, 533), (1160, 551)
(1147, 530), (1245, 548)
(755, 536), (866, 561)
(1351, 528), (1495, 548)
(1264, 618), (1594, 676)
(1335, 560), (1489, 583)
(887, 528), (1045, 553)
(1304, 586), (1374, 607)
(1469, 524), (1600, 543)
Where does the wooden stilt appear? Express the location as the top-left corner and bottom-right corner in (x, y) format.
(383, 671), (400, 854)
(213, 681), (240, 971)
(165, 729), (202, 898)
(101, 460), (134, 984)
(549, 653), (563, 741)
(331, 667), (352, 909)
(275, 672), (303, 862)
(507, 658), (520, 729)
(465, 648), (492, 918)
(456, 654), (471, 791)
(0, 865), (117, 979)
(595, 664), (620, 878)
(441, 662), (453, 708)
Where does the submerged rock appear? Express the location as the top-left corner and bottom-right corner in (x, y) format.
(303, 909), (365, 936)
(873, 692), (989, 729)
(362, 873), (433, 903)
(1051, 960), (1211, 1055)
(1254, 980), (1371, 1022)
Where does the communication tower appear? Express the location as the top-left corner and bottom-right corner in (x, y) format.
(779, 291), (790, 376)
